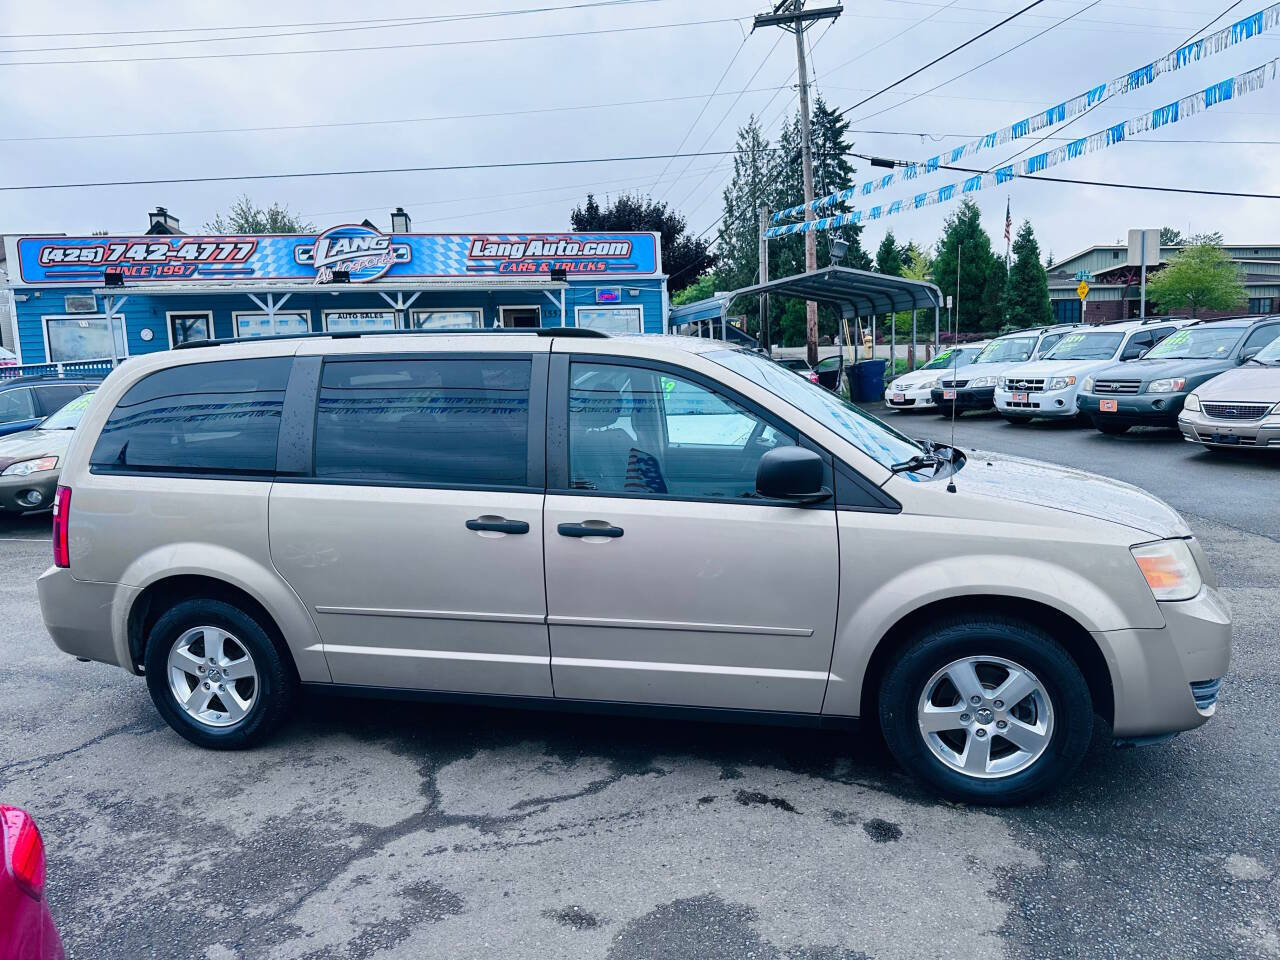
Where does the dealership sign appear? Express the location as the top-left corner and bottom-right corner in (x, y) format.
(12, 230), (661, 285)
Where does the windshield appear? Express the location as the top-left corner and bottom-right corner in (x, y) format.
(921, 347), (978, 370)
(1145, 326), (1243, 360)
(974, 337), (1036, 364)
(40, 391), (94, 430)
(1043, 331), (1123, 361)
(1254, 335), (1280, 364)
(709, 349), (923, 470)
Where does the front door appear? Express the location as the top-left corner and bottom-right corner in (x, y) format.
(500, 307), (541, 329)
(543, 357), (839, 713)
(269, 351), (553, 697)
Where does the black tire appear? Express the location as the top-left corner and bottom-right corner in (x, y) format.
(144, 598), (296, 750)
(1001, 415), (1031, 425)
(1095, 420), (1130, 435)
(878, 615), (1093, 805)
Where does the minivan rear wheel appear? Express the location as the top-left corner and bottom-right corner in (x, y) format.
(144, 599), (295, 750)
(878, 616), (1093, 804)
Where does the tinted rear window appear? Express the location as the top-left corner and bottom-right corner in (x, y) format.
(90, 357), (291, 474)
(314, 358), (530, 487)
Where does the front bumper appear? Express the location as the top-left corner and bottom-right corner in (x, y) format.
(1104, 585), (1232, 738)
(0, 470), (60, 512)
(37, 565), (137, 671)
(994, 385), (1080, 419)
(886, 384), (937, 409)
(1077, 391), (1184, 427)
(929, 386), (995, 412)
(1177, 409), (1280, 448)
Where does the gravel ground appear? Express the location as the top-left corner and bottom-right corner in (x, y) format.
(1, 409), (1276, 959)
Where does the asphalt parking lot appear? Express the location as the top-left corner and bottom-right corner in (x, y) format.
(1, 411), (1277, 960)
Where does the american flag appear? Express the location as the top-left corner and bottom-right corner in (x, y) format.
(1004, 199), (1012, 244)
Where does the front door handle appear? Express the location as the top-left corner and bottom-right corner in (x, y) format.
(466, 517), (530, 535)
(558, 522), (624, 539)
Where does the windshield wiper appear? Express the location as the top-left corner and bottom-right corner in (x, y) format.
(1243, 356), (1273, 366)
(890, 453), (945, 474)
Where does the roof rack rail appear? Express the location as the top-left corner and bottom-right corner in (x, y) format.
(173, 326), (609, 350)
(1185, 314), (1259, 326)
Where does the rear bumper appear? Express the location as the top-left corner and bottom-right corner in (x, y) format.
(929, 386), (994, 411)
(0, 471), (60, 512)
(1177, 409), (1280, 448)
(1104, 585), (1232, 738)
(37, 565), (136, 671)
(1077, 391), (1183, 426)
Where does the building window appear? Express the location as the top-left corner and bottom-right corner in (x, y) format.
(323, 310), (397, 333)
(576, 306), (642, 334)
(314, 358), (531, 487)
(1051, 299), (1081, 324)
(1112, 250), (1121, 260)
(168, 311), (212, 345)
(499, 306), (541, 328)
(45, 315), (127, 363)
(234, 311), (310, 338)
(407, 309), (483, 330)
(90, 357), (291, 475)
(1248, 297), (1273, 314)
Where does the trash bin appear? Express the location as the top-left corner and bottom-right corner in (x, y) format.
(852, 359), (887, 403)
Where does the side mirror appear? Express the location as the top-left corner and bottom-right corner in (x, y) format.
(1239, 351), (1258, 365)
(756, 447), (831, 504)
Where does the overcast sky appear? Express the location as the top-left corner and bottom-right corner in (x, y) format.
(1, 0), (1277, 267)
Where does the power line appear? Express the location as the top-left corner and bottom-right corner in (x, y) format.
(0, 149), (789, 193)
(0, 86), (794, 144)
(848, 0), (1103, 124)
(0, 14), (747, 67)
(0, 0), (674, 40)
(938, 162), (1280, 199)
(821, 0), (963, 78)
(984, 0), (1251, 171)
(835, 0), (1051, 118)
(647, 33), (753, 193)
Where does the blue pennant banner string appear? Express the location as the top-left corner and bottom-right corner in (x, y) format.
(771, 1), (1280, 223)
(763, 59), (1277, 239)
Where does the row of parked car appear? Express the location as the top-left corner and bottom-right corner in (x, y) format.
(884, 315), (1280, 450)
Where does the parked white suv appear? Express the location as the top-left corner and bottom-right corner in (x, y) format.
(995, 320), (1187, 423)
(38, 329), (1230, 804)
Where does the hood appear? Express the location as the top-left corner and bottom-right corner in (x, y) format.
(957, 360), (1027, 379)
(1194, 364), (1280, 402)
(1007, 357), (1117, 380)
(890, 369), (942, 388)
(1096, 356), (1234, 382)
(0, 428), (74, 471)
(949, 449), (1189, 538)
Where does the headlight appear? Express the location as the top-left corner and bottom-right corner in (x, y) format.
(1081, 376), (1094, 392)
(923, 379), (939, 390)
(1148, 377), (1186, 394)
(1184, 393), (1201, 411)
(1, 456), (58, 477)
(970, 376), (997, 387)
(1048, 376), (1077, 390)
(1131, 539), (1202, 601)
(997, 376), (1007, 388)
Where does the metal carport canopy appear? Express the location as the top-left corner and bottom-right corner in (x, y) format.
(727, 265), (943, 316)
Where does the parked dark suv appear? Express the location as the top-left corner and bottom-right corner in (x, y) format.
(1076, 316), (1280, 434)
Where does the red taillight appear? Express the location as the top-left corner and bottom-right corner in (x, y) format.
(52, 485), (71, 569)
(808, 372), (819, 383)
(1, 805), (47, 900)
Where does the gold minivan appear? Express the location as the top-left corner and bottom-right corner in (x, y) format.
(39, 329), (1231, 804)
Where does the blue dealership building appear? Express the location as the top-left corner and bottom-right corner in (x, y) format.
(0, 207), (668, 367)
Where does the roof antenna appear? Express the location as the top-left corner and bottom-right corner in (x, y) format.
(946, 243), (962, 493)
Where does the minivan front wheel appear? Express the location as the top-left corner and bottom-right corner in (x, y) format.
(878, 617), (1093, 804)
(144, 599), (295, 749)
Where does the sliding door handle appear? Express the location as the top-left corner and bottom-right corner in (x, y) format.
(466, 517), (530, 535)
(557, 522), (624, 539)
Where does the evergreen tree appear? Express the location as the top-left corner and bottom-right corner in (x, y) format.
(874, 231), (905, 276)
(1002, 221), (1053, 329)
(714, 115), (773, 297)
(932, 199), (1005, 334)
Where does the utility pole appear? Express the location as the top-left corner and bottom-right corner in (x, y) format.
(759, 207), (771, 353)
(753, 1), (843, 367)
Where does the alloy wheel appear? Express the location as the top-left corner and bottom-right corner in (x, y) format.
(166, 625), (259, 728)
(916, 655), (1054, 779)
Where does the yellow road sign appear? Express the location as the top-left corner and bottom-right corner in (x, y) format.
(1076, 280), (1090, 300)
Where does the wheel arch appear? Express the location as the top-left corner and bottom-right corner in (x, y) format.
(856, 595), (1115, 728)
